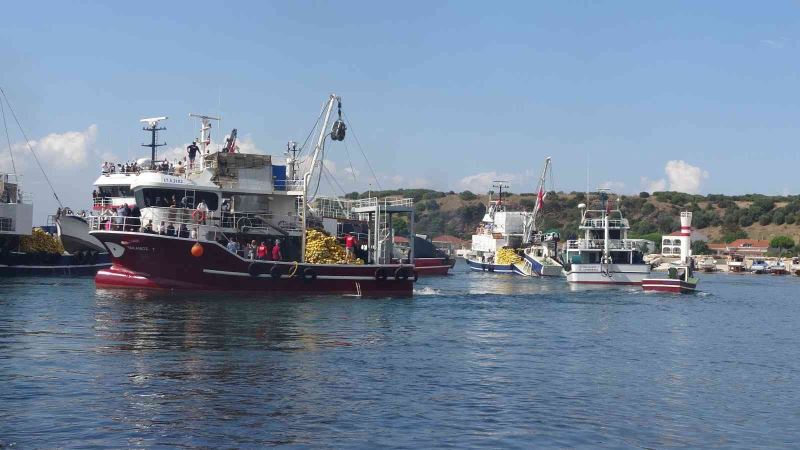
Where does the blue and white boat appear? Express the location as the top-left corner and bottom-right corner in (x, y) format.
(750, 259), (769, 274)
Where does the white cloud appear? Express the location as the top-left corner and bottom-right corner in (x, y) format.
(761, 38), (789, 48)
(459, 171), (519, 194)
(642, 160), (708, 194)
(343, 166), (360, 181)
(641, 176), (666, 193)
(664, 160), (708, 194)
(11, 124), (98, 168)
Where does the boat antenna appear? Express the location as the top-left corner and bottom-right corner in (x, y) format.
(0, 87), (62, 207)
(492, 180), (509, 210)
(189, 114), (220, 154)
(140, 117), (167, 163)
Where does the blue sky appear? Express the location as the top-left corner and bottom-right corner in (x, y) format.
(2, 1), (800, 222)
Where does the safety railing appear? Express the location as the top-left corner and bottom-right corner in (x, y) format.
(565, 239), (640, 250)
(579, 218), (629, 229)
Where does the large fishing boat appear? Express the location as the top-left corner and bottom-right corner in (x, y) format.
(563, 190), (650, 285)
(466, 157), (562, 276)
(89, 95), (415, 296)
(465, 181), (526, 274)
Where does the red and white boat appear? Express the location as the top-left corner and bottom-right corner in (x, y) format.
(641, 266), (699, 293)
(89, 95), (416, 296)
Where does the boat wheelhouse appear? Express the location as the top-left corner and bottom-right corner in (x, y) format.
(563, 190), (650, 285)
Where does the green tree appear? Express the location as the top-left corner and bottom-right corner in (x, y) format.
(774, 209), (786, 225)
(639, 191), (650, 198)
(723, 229), (748, 243)
(691, 240), (710, 255)
(759, 213), (772, 226)
(770, 235), (795, 254)
(459, 190), (477, 201)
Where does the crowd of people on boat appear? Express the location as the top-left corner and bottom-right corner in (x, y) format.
(229, 239), (283, 261)
(100, 159), (188, 176)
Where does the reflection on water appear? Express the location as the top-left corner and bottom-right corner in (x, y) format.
(2, 266), (800, 448)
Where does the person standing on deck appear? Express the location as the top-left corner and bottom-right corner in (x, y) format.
(195, 199), (208, 225)
(272, 239), (283, 262)
(345, 233), (356, 261)
(257, 241), (268, 260)
(187, 140), (200, 170)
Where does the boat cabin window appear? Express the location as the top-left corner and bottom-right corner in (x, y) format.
(136, 188), (219, 211)
(97, 185), (132, 197)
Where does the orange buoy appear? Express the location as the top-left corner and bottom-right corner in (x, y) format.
(191, 242), (204, 257)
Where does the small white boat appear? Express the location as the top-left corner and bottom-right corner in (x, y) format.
(769, 259), (788, 275)
(698, 257), (717, 273)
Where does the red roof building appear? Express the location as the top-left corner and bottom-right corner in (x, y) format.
(708, 239), (770, 257)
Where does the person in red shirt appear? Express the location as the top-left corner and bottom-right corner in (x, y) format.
(345, 233), (356, 260)
(256, 241), (268, 260)
(272, 239), (283, 261)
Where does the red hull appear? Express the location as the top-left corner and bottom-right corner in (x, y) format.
(641, 278), (697, 294)
(92, 231), (414, 297)
(407, 257), (454, 276)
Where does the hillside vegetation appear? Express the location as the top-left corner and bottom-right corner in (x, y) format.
(345, 189), (800, 253)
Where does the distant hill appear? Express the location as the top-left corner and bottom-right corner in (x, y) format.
(344, 189), (800, 253)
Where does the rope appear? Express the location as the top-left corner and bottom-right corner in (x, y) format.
(342, 111), (382, 190)
(0, 98), (16, 177)
(288, 261), (299, 277)
(0, 87), (63, 207)
(342, 140), (358, 184)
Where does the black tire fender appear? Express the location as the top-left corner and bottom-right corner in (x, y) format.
(270, 265), (282, 279)
(248, 262), (265, 277)
(413, 270), (419, 282)
(88, 251), (98, 265)
(303, 268), (317, 281)
(394, 267), (409, 281)
(375, 268), (387, 280)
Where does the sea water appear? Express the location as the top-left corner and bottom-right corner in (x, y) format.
(1, 261), (799, 448)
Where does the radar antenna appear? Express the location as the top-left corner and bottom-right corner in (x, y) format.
(140, 116), (167, 163)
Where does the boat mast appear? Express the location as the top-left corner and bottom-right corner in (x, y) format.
(599, 189), (610, 265)
(300, 94), (340, 263)
(189, 113), (221, 154)
(492, 180), (509, 214)
(139, 117), (168, 164)
(524, 157), (551, 243)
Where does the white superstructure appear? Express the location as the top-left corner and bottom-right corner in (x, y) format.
(563, 190), (650, 285)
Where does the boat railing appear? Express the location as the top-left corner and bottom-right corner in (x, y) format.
(579, 218), (629, 229)
(88, 206), (303, 235)
(565, 239), (640, 250)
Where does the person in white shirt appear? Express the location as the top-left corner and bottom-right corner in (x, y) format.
(195, 200), (209, 224)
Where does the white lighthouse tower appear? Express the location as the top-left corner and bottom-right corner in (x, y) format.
(679, 211), (693, 263)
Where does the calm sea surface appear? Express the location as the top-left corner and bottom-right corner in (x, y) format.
(2, 261), (800, 449)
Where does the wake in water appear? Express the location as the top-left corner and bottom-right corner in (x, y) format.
(414, 286), (441, 296)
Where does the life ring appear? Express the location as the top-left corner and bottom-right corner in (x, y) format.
(394, 267), (409, 281)
(302, 268), (317, 282)
(248, 262), (265, 277)
(374, 268), (387, 280)
(270, 265), (282, 279)
(192, 209), (207, 223)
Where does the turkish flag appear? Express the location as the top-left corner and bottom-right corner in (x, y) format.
(536, 189), (544, 210)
